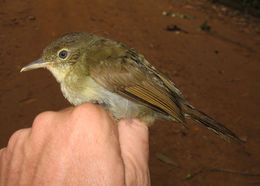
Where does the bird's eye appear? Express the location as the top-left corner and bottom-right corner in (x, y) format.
(58, 50), (68, 59)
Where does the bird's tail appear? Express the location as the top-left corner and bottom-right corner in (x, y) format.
(182, 103), (244, 143)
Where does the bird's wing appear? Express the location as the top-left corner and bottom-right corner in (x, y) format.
(86, 39), (243, 142)
(87, 39), (185, 122)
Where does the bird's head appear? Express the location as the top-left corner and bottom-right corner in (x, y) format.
(21, 32), (95, 82)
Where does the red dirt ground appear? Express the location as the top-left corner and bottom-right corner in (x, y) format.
(0, 0), (259, 185)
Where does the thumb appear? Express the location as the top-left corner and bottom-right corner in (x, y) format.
(118, 119), (150, 186)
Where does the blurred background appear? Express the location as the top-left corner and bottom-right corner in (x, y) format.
(0, 0), (259, 185)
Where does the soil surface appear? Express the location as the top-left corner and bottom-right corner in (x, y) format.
(0, 0), (259, 185)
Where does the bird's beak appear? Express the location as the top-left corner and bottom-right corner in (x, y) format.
(20, 58), (52, 72)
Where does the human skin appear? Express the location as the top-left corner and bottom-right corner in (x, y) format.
(0, 103), (150, 186)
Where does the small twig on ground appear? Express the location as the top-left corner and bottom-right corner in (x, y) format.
(155, 152), (178, 167)
(183, 168), (260, 180)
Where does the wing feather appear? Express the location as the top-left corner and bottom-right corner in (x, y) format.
(87, 39), (185, 122)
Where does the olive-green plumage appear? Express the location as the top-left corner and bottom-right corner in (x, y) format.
(21, 32), (242, 143)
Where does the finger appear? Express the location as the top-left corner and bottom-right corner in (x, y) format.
(118, 119), (150, 186)
(0, 128), (31, 186)
(55, 103), (125, 185)
(66, 103), (119, 144)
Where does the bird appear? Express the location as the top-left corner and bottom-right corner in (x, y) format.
(21, 32), (242, 143)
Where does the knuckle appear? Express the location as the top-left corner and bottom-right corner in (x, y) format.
(72, 103), (104, 121)
(32, 111), (56, 130)
(70, 103), (110, 134)
(7, 129), (29, 151)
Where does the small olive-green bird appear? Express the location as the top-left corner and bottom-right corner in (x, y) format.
(21, 32), (242, 142)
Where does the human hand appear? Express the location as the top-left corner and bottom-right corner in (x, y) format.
(0, 103), (150, 185)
